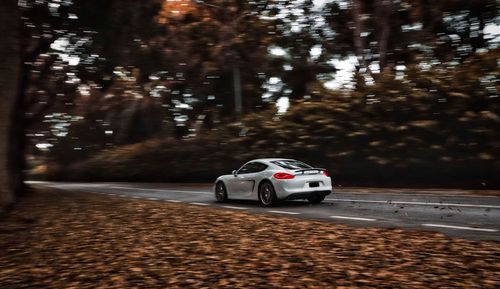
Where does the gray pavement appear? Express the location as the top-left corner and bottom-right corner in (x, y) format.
(28, 181), (500, 241)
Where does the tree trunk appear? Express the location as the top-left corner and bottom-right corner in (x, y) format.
(0, 0), (21, 208)
(375, 0), (392, 72)
(351, 0), (366, 70)
(233, 65), (242, 119)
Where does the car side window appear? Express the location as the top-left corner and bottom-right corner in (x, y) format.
(238, 162), (268, 174)
(253, 162), (268, 172)
(237, 164), (252, 174)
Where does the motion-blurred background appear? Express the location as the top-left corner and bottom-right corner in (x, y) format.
(11, 0), (500, 187)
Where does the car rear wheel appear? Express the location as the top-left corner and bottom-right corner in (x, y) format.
(307, 195), (325, 204)
(215, 182), (228, 202)
(259, 182), (278, 206)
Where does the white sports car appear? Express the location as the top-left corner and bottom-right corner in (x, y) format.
(214, 158), (332, 206)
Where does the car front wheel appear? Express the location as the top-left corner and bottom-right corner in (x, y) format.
(259, 182), (278, 206)
(215, 182), (228, 202)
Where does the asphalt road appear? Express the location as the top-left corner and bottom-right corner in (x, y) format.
(29, 181), (500, 241)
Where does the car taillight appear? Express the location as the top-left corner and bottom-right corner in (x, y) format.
(273, 172), (295, 179)
(323, 170), (329, 177)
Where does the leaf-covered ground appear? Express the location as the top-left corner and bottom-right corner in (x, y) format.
(0, 189), (499, 288)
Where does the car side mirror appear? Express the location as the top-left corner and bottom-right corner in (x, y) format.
(232, 170), (237, 176)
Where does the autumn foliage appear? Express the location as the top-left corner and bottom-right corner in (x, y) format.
(42, 49), (500, 187)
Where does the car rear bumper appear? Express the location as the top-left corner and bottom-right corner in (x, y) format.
(271, 175), (332, 200)
(283, 190), (331, 200)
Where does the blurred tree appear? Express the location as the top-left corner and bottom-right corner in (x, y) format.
(21, 0), (500, 183)
(0, 0), (21, 205)
(322, 0), (498, 74)
(155, 0), (277, 122)
(23, 0), (166, 167)
(260, 0), (337, 100)
(64, 48), (500, 186)
(414, 0), (497, 60)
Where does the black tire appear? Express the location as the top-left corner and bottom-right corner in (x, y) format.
(215, 182), (228, 202)
(307, 195), (325, 204)
(258, 181), (278, 206)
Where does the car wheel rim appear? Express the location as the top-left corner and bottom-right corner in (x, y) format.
(261, 184), (272, 205)
(216, 184), (225, 200)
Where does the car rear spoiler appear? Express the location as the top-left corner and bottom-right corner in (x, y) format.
(294, 168), (326, 175)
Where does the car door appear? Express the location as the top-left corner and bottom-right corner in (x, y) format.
(225, 163), (251, 196)
(233, 162), (267, 198)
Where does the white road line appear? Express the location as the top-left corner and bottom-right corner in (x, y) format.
(330, 215), (376, 221)
(111, 186), (153, 191)
(190, 202), (209, 206)
(422, 223), (498, 232)
(165, 199), (182, 203)
(222, 206), (248, 210)
(334, 191), (499, 198)
(110, 186), (210, 195)
(326, 198), (500, 209)
(268, 210), (301, 215)
(131, 196), (140, 199)
(147, 198), (160, 201)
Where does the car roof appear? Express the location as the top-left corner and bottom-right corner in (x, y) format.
(250, 158), (296, 164)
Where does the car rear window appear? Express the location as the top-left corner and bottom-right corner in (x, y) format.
(271, 160), (312, 170)
(238, 162), (268, 174)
